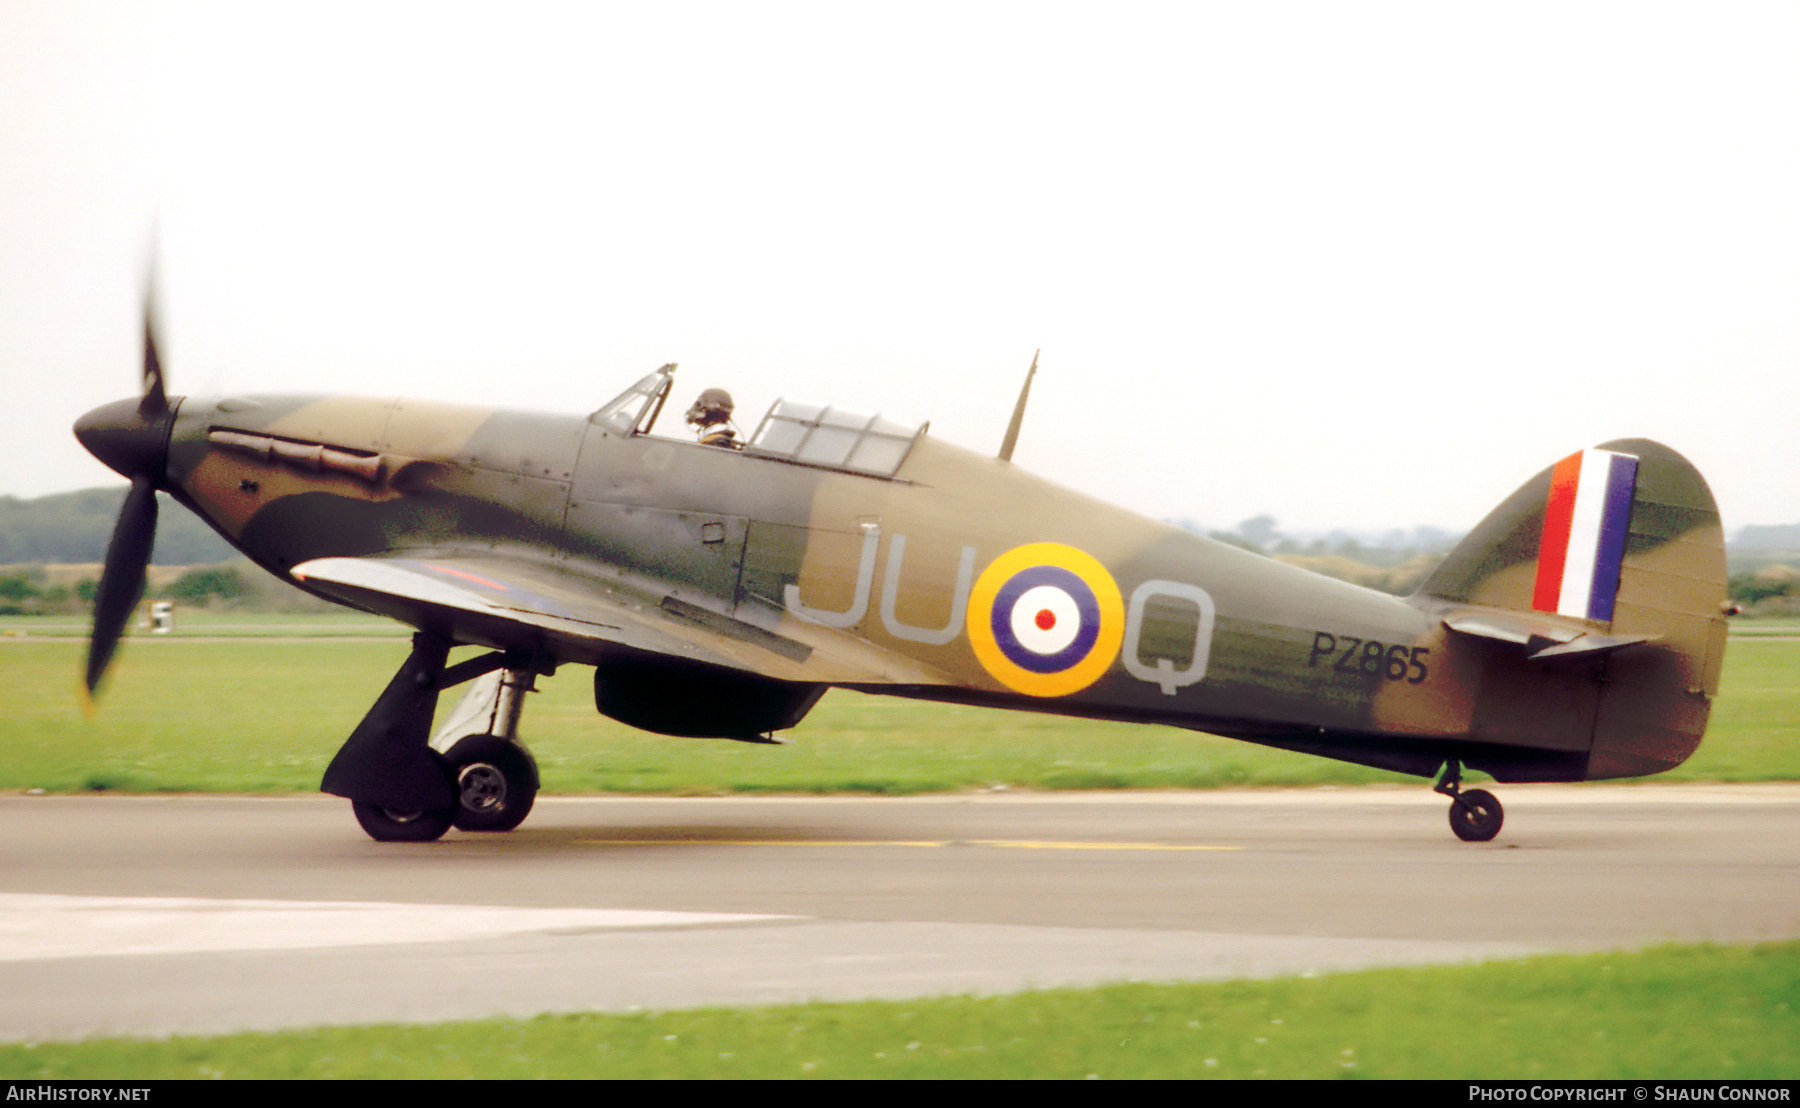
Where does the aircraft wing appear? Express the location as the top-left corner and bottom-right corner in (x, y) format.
(290, 551), (952, 686)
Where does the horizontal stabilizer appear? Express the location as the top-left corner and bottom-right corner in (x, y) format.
(1441, 610), (1655, 661)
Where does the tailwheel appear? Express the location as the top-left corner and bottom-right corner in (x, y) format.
(1434, 760), (1504, 843)
(446, 735), (538, 833)
(1448, 788), (1503, 842)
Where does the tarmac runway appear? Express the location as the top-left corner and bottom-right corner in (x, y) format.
(2, 784), (1796, 1043)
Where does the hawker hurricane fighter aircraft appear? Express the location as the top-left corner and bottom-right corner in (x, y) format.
(75, 311), (1729, 842)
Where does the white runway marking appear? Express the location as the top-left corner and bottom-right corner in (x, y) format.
(0, 894), (792, 962)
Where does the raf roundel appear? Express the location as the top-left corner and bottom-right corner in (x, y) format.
(966, 543), (1125, 697)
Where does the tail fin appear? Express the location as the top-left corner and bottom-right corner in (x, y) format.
(1416, 439), (1728, 780)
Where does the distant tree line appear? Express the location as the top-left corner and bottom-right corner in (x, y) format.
(0, 562), (342, 616)
(0, 489), (234, 565)
(1729, 567), (1800, 616)
(0, 570), (95, 615)
(0, 565), (252, 616)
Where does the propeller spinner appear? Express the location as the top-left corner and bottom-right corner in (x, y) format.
(72, 305), (179, 701)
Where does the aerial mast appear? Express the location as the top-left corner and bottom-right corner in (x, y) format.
(997, 349), (1039, 462)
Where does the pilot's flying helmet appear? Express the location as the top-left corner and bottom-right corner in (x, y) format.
(685, 388), (735, 427)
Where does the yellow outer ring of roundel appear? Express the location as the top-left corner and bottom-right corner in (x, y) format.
(966, 542), (1126, 697)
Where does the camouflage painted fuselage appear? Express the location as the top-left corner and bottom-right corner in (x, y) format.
(159, 388), (1728, 784)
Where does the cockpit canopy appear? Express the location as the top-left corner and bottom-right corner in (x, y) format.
(590, 364), (927, 479)
(590, 365), (676, 437)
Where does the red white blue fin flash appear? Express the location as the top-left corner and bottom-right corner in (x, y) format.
(1532, 448), (1640, 623)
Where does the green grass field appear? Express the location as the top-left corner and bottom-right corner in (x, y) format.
(1, 942), (1793, 1079)
(2, 616), (1795, 794)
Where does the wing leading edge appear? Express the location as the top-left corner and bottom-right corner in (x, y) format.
(290, 551), (950, 686)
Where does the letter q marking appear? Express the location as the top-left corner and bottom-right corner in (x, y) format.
(1122, 580), (1216, 695)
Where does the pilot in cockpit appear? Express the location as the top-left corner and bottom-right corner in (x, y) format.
(685, 388), (741, 449)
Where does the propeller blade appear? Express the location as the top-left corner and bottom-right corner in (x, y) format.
(138, 295), (167, 418)
(79, 274), (176, 708)
(84, 475), (158, 698)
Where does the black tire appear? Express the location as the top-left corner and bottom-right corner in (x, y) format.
(447, 736), (538, 833)
(1449, 788), (1503, 842)
(352, 800), (456, 842)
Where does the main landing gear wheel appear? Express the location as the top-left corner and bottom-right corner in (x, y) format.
(1448, 788), (1503, 843)
(352, 799), (457, 843)
(447, 736), (537, 833)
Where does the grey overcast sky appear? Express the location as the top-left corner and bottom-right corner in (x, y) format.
(5, 1), (1797, 536)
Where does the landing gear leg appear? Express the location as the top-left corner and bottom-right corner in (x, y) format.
(434, 665), (541, 833)
(323, 637), (552, 842)
(321, 633), (459, 842)
(1434, 759), (1503, 843)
